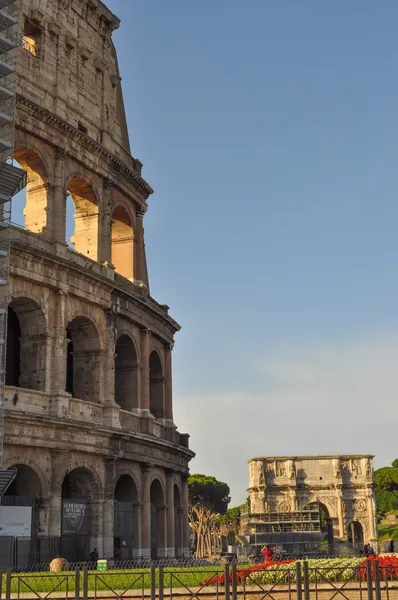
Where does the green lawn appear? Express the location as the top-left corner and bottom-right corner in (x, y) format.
(2, 567), (225, 594)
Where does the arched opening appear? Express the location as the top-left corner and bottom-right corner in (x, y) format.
(65, 316), (101, 403)
(6, 298), (47, 390)
(174, 484), (183, 558)
(307, 502), (334, 553)
(149, 351), (164, 420)
(61, 467), (100, 562)
(115, 335), (139, 412)
(114, 475), (139, 559)
(13, 148), (48, 233)
(347, 521), (364, 551)
(111, 205), (134, 280)
(2, 464), (42, 565)
(66, 178), (99, 260)
(150, 479), (166, 559)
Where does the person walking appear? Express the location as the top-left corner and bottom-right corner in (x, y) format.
(388, 540), (395, 553)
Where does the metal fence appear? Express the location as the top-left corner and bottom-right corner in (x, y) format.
(0, 559), (395, 600)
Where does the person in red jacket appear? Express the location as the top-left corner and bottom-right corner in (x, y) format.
(261, 546), (274, 563)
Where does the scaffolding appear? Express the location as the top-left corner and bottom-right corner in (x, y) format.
(239, 503), (326, 557)
(0, 0), (26, 496)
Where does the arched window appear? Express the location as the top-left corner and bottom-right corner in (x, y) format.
(6, 298), (47, 390)
(115, 335), (139, 412)
(66, 178), (99, 260)
(13, 148), (48, 233)
(61, 467), (100, 562)
(65, 316), (101, 402)
(149, 351), (164, 420)
(111, 205), (134, 280)
(114, 475), (139, 559)
(150, 479), (166, 559)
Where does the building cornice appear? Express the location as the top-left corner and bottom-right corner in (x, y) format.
(16, 95), (154, 197)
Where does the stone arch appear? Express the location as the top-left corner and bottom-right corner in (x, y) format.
(2, 457), (47, 497)
(174, 483), (183, 558)
(61, 466), (101, 562)
(2, 463), (43, 541)
(306, 501), (334, 552)
(115, 333), (139, 412)
(65, 316), (102, 403)
(3, 463), (42, 500)
(112, 204), (134, 280)
(149, 350), (165, 420)
(13, 146), (50, 233)
(66, 176), (99, 260)
(114, 474), (140, 559)
(347, 520), (364, 549)
(150, 477), (166, 559)
(6, 297), (47, 390)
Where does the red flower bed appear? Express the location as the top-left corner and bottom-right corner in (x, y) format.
(359, 555), (398, 581)
(204, 560), (296, 587)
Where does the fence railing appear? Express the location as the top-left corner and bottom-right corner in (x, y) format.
(0, 559), (395, 600)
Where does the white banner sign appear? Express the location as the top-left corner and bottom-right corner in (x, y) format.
(0, 506), (32, 537)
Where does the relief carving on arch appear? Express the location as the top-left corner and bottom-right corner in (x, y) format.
(353, 499), (367, 514)
(279, 501), (291, 513)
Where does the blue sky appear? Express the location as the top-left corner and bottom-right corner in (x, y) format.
(14, 1), (398, 504)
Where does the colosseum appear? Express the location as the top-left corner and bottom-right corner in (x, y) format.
(0, 0), (194, 564)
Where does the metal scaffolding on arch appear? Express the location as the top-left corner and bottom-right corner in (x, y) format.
(0, 0), (26, 497)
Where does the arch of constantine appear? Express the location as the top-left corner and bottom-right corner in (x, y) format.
(1, 0), (194, 563)
(242, 455), (378, 555)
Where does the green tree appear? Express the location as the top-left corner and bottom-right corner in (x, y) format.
(188, 474), (230, 514)
(375, 461), (398, 516)
(188, 474), (231, 557)
(218, 505), (241, 545)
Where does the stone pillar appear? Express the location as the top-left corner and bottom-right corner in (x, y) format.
(140, 329), (151, 415)
(52, 147), (67, 246)
(103, 459), (115, 559)
(181, 475), (190, 558)
(133, 503), (143, 557)
(98, 179), (114, 270)
(164, 344), (173, 423)
(51, 289), (71, 418)
(366, 486), (377, 549)
(48, 450), (66, 539)
(135, 207), (149, 290)
(166, 472), (175, 558)
(140, 466), (151, 558)
(336, 490), (345, 539)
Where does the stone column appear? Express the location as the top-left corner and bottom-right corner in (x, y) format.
(336, 489), (345, 539)
(48, 450), (66, 538)
(103, 459), (115, 559)
(140, 466), (151, 558)
(135, 207), (149, 290)
(181, 475), (190, 558)
(166, 471), (175, 558)
(164, 344), (173, 423)
(51, 147), (67, 246)
(51, 289), (71, 418)
(140, 328), (151, 415)
(133, 503), (143, 557)
(366, 486), (377, 548)
(98, 179), (114, 272)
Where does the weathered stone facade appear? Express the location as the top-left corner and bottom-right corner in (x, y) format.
(246, 455), (377, 552)
(2, 0), (194, 561)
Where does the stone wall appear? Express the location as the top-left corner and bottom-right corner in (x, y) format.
(2, 0), (194, 560)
